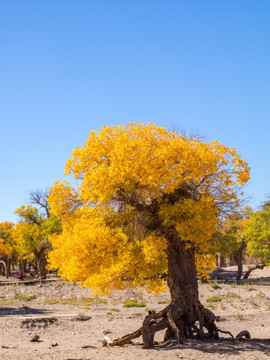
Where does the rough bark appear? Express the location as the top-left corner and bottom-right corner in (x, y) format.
(34, 247), (47, 279)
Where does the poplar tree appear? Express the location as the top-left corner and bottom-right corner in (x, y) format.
(48, 122), (249, 347)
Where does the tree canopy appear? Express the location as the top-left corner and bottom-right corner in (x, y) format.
(48, 122), (249, 294)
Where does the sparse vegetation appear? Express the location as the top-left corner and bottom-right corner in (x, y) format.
(0, 297), (15, 306)
(228, 300), (236, 307)
(226, 292), (240, 298)
(81, 296), (107, 305)
(59, 297), (78, 305)
(234, 313), (244, 320)
(157, 300), (169, 304)
(44, 298), (59, 305)
(209, 282), (221, 290)
(14, 293), (37, 301)
(206, 296), (221, 303)
(123, 298), (146, 308)
(43, 295), (107, 307)
(0, 274), (270, 357)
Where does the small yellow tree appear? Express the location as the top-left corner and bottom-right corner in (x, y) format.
(48, 122), (249, 347)
(0, 222), (14, 278)
(0, 222), (13, 256)
(243, 204), (270, 276)
(13, 205), (61, 279)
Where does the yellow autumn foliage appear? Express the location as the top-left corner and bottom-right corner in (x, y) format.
(0, 239), (12, 258)
(48, 122), (249, 294)
(0, 222), (13, 258)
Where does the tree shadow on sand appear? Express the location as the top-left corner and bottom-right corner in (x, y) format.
(209, 268), (270, 285)
(0, 305), (50, 317)
(150, 338), (270, 356)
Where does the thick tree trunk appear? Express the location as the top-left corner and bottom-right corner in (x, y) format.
(106, 235), (250, 348)
(162, 238), (217, 343)
(34, 248), (47, 279)
(219, 254), (226, 268)
(168, 239), (198, 301)
(107, 239), (220, 348)
(234, 239), (246, 280)
(39, 248), (47, 279)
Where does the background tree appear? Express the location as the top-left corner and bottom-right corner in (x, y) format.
(243, 204), (270, 276)
(48, 122), (249, 347)
(13, 205), (61, 279)
(0, 222), (14, 278)
(29, 189), (50, 218)
(215, 207), (252, 280)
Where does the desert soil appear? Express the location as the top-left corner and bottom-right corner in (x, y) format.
(0, 266), (270, 360)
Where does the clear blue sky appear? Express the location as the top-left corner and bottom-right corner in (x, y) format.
(1, 1), (269, 223)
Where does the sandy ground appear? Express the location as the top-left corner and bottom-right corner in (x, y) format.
(0, 267), (270, 360)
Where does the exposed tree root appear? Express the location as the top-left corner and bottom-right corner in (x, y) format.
(103, 303), (251, 348)
(235, 330), (251, 341)
(167, 308), (182, 346)
(216, 328), (235, 340)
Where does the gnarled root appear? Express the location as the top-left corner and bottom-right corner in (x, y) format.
(104, 303), (251, 348)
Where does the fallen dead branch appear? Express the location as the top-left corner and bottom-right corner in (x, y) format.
(1, 345), (18, 349)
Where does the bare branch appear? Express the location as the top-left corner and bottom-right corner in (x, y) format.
(29, 189), (50, 218)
